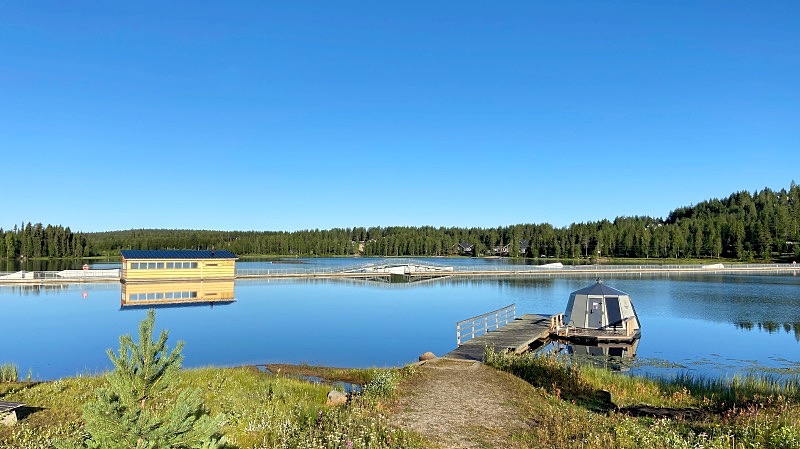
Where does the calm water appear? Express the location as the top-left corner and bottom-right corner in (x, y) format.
(1, 259), (799, 380)
(0, 255), (587, 273)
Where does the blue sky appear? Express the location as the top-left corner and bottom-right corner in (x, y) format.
(2, 1), (798, 232)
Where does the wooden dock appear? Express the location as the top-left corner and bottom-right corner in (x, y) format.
(445, 313), (552, 361)
(1, 401), (24, 425)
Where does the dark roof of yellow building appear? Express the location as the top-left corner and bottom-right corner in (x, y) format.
(121, 250), (237, 260)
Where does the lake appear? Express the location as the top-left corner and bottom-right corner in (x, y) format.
(1, 258), (799, 380)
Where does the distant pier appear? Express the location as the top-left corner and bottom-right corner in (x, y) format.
(1, 260), (798, 284)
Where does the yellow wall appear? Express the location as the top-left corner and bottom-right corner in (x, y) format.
(122, 258), (235, 281)
(121, 279), (235, 307)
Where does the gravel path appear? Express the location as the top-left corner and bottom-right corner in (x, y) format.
(392, 357), (531, 449)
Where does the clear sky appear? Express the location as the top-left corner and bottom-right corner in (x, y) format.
(1, 1), (797, 233)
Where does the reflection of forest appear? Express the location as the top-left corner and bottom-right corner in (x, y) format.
(656, 274), (800, 330)
(735, 321), (800, 341)
(0, 257), (119, 272)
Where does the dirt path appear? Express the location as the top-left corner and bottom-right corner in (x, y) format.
(391, 357), (534, 449)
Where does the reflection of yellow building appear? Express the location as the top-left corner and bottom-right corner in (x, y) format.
(120, 280), (235, 309)
(121, 250), (237, 282)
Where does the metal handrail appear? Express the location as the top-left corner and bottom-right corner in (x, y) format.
(551, 315), (638, 339)
(456, 304), (516, 346)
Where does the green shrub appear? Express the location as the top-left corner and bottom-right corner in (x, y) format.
(768, 425), (800, 449)
(273, 405), (420, 449)
(484, 346), (591, 398)
(363, 370), (398, 398)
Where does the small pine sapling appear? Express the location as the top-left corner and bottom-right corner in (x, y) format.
(65, 309), (225, 449)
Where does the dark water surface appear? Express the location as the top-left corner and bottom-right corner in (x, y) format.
(1, 262), (798, 380)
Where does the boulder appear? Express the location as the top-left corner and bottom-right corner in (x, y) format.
(418, 351), (437, 361)
(1, 411), (17, 426)
(326, 390), (348, 407)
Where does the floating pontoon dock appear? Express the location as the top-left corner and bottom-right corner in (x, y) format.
(445, 305), (552, 361)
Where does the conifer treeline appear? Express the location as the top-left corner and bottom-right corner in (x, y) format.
(4, 183), (800, 261)
(1, 223), (90, 259)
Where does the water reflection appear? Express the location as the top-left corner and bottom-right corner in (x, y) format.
(649, 274), (800, 326)
(0, 282), (119, 297)
(0, 258), (120, 272)
(2, 272), (799, 381)
(548, 338), (640, 371)
(239, 276), (561, 291)
(120, 280), (235, 309)
(351, 273), (457, 286)
(735, 321), (800, 340)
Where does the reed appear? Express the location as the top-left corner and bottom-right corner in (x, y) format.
(0, 363), (18, 383)
(663, 372), (800, 404)
(488, 348), (800, 409)
(485, 350), (800, 449)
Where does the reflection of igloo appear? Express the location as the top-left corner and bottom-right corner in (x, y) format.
(567, 338), (640, 371)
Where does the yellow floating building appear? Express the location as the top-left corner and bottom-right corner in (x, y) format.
(120, 249), (237, 282)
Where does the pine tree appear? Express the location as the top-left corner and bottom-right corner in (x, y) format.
(69, 310), (225, 449)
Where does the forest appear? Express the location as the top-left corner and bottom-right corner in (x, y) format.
(3, 183), (799, 262)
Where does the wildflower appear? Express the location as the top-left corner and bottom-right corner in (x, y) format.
(346, 440), (353, 448)
(316, 409), (324, 426)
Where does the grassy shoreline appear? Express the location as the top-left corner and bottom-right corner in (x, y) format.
(0, 364), (423, 449)
(3, 356), (800, 448)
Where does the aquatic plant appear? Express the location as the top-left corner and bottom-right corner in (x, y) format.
(665, 372), (800, 405)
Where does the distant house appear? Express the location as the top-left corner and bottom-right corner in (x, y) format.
(457, 243), (475, 256)
(492, 243), (510, 256)
(121, 249), (238, 282)
(492, 240), (530, 256)
(519, 239), (530, 256)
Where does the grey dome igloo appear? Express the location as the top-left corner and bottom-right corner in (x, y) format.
(563, 279), (641, 333)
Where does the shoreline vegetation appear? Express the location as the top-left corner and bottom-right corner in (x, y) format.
(3, 356), (800, 448)
(3, 314), (800, 448)
(2, 183), (800, 265)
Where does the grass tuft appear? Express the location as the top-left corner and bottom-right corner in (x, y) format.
(0, 364), (18, 383)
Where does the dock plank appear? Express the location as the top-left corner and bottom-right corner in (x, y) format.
(0, 401), (24, 413)
(445, 314), (551, 361)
